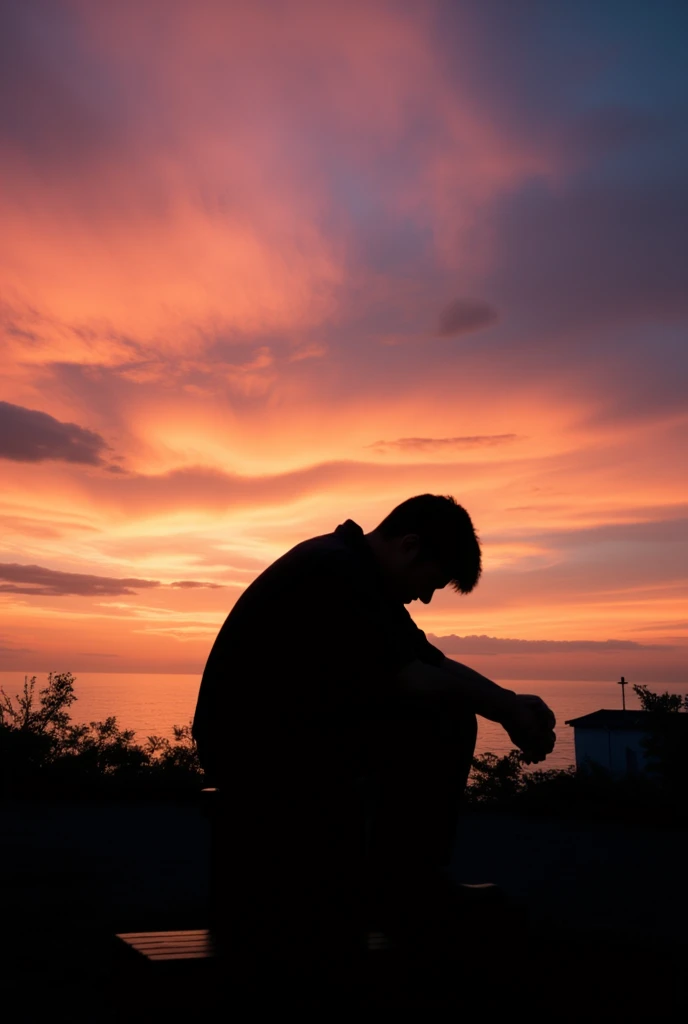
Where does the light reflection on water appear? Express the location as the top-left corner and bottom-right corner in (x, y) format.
(1, 672), (686, 771)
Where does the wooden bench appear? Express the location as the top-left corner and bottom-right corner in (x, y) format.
(116, 928), (217, 962)
(115, 786), (391, 966)
(116, 927), (389, 964)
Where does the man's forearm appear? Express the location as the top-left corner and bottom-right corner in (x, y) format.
(439, 657), (517, 721)
(398, 656), (516, 722)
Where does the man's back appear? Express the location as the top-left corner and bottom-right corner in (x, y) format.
(192, 519), (444, 785)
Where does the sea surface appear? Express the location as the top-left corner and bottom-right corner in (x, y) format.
(3, 671), (686, 770)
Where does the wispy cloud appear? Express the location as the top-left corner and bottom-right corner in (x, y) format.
(0, 563), (224, 597)
(81, 458), (490, 514)
(367, 435), (518, 454)
(0, 513), (100, 539)
(0, 634), (32, 654)
(132, 625), (220, 642)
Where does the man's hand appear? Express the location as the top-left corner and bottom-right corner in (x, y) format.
(500, 694), (556, 764)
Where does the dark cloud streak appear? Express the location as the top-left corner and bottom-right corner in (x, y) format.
(437, 298), (498, 336)
(0, 401), (110, 466)
(368, 434), (517, 454)
(430, 634), (669, 655)
(0, 563), (224, 597)
(170, 580), (225, 589)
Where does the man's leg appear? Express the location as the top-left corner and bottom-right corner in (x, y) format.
(357, 696), (478, 941)
(363, 696), (477, 871)
(213, 745), (368, 998)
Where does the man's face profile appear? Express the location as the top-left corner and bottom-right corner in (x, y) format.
(392, 534), (451, 605)
(403, 558), (451, 605)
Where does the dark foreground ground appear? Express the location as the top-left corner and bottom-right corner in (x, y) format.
(2, 797), (686, 1019)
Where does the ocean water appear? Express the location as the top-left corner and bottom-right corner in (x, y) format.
(2, 671), (686, 770)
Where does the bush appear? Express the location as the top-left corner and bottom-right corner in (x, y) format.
(467, 749), (578, 811)
(467, 749), (527, 804)
(632, 684), (688, 800)
(0, 672), (204, 797)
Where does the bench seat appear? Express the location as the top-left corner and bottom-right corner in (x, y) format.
(116, 929), (217, 961)
(116, 927), (390, 963)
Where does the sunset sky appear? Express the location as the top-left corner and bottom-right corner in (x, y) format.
(1, 0), (686, 684)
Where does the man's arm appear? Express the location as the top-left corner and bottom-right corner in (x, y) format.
(397, 656), (517, 721)
(396, 656), (556, 763)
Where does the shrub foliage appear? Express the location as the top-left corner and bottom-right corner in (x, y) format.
(467, 682), (687, 819)
(1, 671), (684, 817)
(0, 672), (203, 797)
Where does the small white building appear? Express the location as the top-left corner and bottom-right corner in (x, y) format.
(565, 710), (655, 776)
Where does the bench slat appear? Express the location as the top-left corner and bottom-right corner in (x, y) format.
(121, 936), (212, 947)
(126, 943), (213, 955)
(116, 927), (390, 964)
(117, 929), (208, 940)
(147, 951), (215, 961)
(116, 929), (216, 962)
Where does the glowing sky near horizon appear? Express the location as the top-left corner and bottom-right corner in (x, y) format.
(1, 0), (686, 683)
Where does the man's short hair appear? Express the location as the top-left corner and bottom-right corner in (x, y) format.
(375, 494), (482, 594)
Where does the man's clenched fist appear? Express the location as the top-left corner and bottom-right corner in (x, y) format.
(500, 694), (556, 764)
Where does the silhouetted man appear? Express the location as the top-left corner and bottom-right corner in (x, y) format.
(193, 494), (555, 986)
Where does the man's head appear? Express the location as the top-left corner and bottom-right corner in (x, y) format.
(366, 494), (482, 604)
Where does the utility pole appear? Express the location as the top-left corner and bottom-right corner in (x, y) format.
(618, 675), (628, 711)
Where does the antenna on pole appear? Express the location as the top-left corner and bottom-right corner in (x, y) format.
(618, 675), (628, 711)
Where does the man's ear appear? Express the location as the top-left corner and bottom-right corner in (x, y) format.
(400, 533), (421, 558)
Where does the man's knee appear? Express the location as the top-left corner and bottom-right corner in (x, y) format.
(373, 696), (476, 755)
(403, 695), (476, 738)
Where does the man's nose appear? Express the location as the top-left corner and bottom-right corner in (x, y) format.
(420, 590), (435, 604)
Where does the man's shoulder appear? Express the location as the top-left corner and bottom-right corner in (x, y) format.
(242, 521), (366, 598)
(279, 520), (365, 570)
(274, 524), (368, 581)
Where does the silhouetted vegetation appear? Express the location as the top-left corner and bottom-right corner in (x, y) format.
(468, 750), (578, 808)
(468, 684), (687, 823)
(1, 672), (685, 821)
(0, 672), (203, 797)
(632, 683), (688, 802)
(633, 683), (687, 714)
(467, 749), (657, 820)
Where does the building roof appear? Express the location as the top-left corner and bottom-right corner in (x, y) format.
(565, 710), (688, 731)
